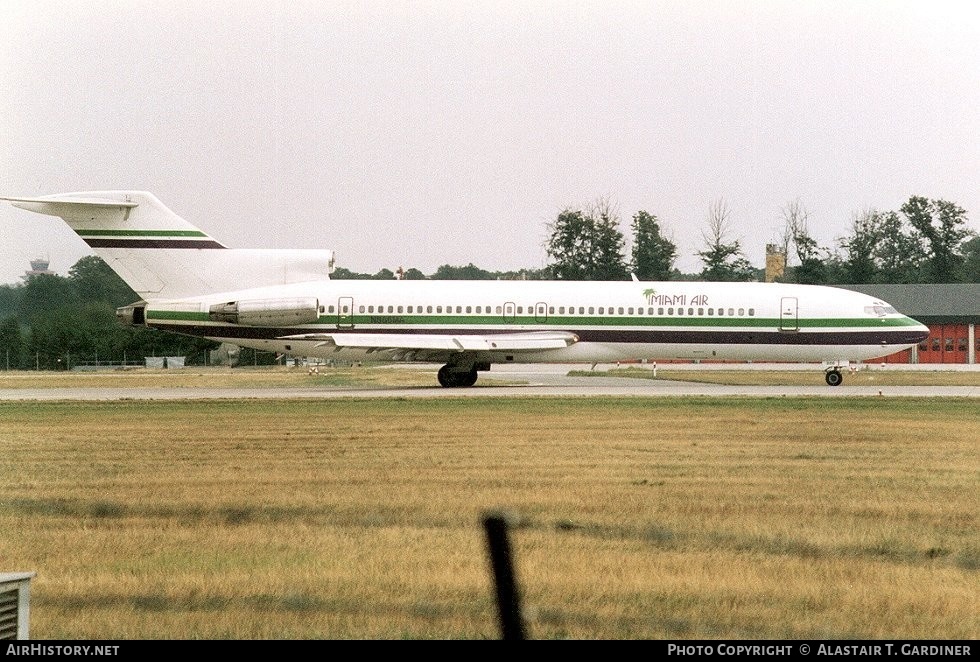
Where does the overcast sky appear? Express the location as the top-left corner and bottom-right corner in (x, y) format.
(2, 0), (978, 285)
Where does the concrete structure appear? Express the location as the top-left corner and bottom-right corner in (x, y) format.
(841, 284), (980, 364)
(0, 572), (35, 640)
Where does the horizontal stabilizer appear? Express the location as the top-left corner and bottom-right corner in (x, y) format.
(0, 195), (139, 212)
(280, 331), (579, 353)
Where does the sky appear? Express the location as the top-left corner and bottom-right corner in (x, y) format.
(1, 0), (978, 285)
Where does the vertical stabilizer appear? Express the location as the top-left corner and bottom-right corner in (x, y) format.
(2, 191), (334, 300)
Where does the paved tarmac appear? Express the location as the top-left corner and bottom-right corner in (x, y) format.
(1, 363), (977, 400)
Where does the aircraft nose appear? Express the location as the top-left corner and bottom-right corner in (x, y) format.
(911, 321), (930, 343)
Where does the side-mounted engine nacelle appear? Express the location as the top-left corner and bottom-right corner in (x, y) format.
(208, 297), (320, 327)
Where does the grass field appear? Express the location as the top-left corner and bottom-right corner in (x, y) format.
(0, 394), (977, 640)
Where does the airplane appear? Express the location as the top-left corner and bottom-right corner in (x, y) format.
(2, 191), (930, 387)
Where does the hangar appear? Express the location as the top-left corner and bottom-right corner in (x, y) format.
(841, 284), (979, 365)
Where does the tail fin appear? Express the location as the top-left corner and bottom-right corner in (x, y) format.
(2, 191), (334, 300)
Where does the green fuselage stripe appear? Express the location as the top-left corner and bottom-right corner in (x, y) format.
(77, 229), (209, 237)
(145, 310), (918, 330)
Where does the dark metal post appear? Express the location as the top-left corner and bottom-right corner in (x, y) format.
(483, 511), (526, 640)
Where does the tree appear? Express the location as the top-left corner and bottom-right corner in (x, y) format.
(545, 199), (628, 281)
(431, 263), (494, 280)
(961, 235), (980, 283)
(401, 268), (427, 280)
(697, 199), (756, 281)
(837, 209), (885, 284)
(69, 255), (137, 306)
(901, 196), (971, 282)
(874, 211), (926, 283)
(630, 210), (676, 281)
(0, 316), (25, 369)
(782, 199), (827, 284)
(330, 267), (374, 279)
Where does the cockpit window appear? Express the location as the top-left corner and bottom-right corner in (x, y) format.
(864, 305), (898, 317)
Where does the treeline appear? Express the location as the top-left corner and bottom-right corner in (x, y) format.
(337, 195), (978, 285)
(0, 256), (216, 370)
(1, 194), (975, 370)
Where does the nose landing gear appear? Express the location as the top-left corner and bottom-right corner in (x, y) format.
(824, 368), (843, 386)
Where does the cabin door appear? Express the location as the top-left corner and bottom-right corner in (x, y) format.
(337, 297), (355, 329)
(779, 297), (798, 332)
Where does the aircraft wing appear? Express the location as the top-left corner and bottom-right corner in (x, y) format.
(279, 331), (579, 353)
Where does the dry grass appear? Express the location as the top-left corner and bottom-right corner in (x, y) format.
(0, 397), (976, 639)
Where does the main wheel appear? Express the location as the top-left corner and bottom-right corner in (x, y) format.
(437, 365), (478, 388)
(458, 369), (478, 387)
(825, 369), (843, 386)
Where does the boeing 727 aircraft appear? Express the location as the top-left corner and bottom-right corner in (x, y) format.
(2, 191), (929, 387)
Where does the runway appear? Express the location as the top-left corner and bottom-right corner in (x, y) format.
(1, 363), (977, 400)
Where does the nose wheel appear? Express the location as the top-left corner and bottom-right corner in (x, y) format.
(825, 368), (843, 386)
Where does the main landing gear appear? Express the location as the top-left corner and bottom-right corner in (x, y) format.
(437, 364), (479, 388)
(824, 368), (844, 387)
(437, 361), (490, 388)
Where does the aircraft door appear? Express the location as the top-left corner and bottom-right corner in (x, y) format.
(534, 302), (548, 323)
(337, 297), (355, 329)
(779, 297), (798, 332)
(503, 302), (516, 323)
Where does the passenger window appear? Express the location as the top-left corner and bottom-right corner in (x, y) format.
(328, 305), (335, 313)
(717, 308), (723, 316)
(628, 307), (634, 315)
(397, 306), (403, 313)
(359, 305), (365, 313)
(466, 306), (471, 313)
(707, 308), (714, 316)
(677, 308), (684, 316)
(517, 307), (523, 314)
(558, 306), (565, 314)
(618, 307), (625, 314)
(738, 308), (745, 316)
(668, 307), (673, 315)
(495, 306), (502, 314)
(549, 307), (555, 314)
(588, 307), (594, 314)
(598, 307), (604, 314)
(697, 308), (704, 315)
(656, 307), (662, 315)
(748, 308), (755, 316)
(368, 305), (374, 313)
(688, 308), (694, 315)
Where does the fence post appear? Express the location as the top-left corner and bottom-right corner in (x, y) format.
(482, 511), (526, 640)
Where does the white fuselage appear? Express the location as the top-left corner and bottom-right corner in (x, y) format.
(144, 279), (929, 365)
